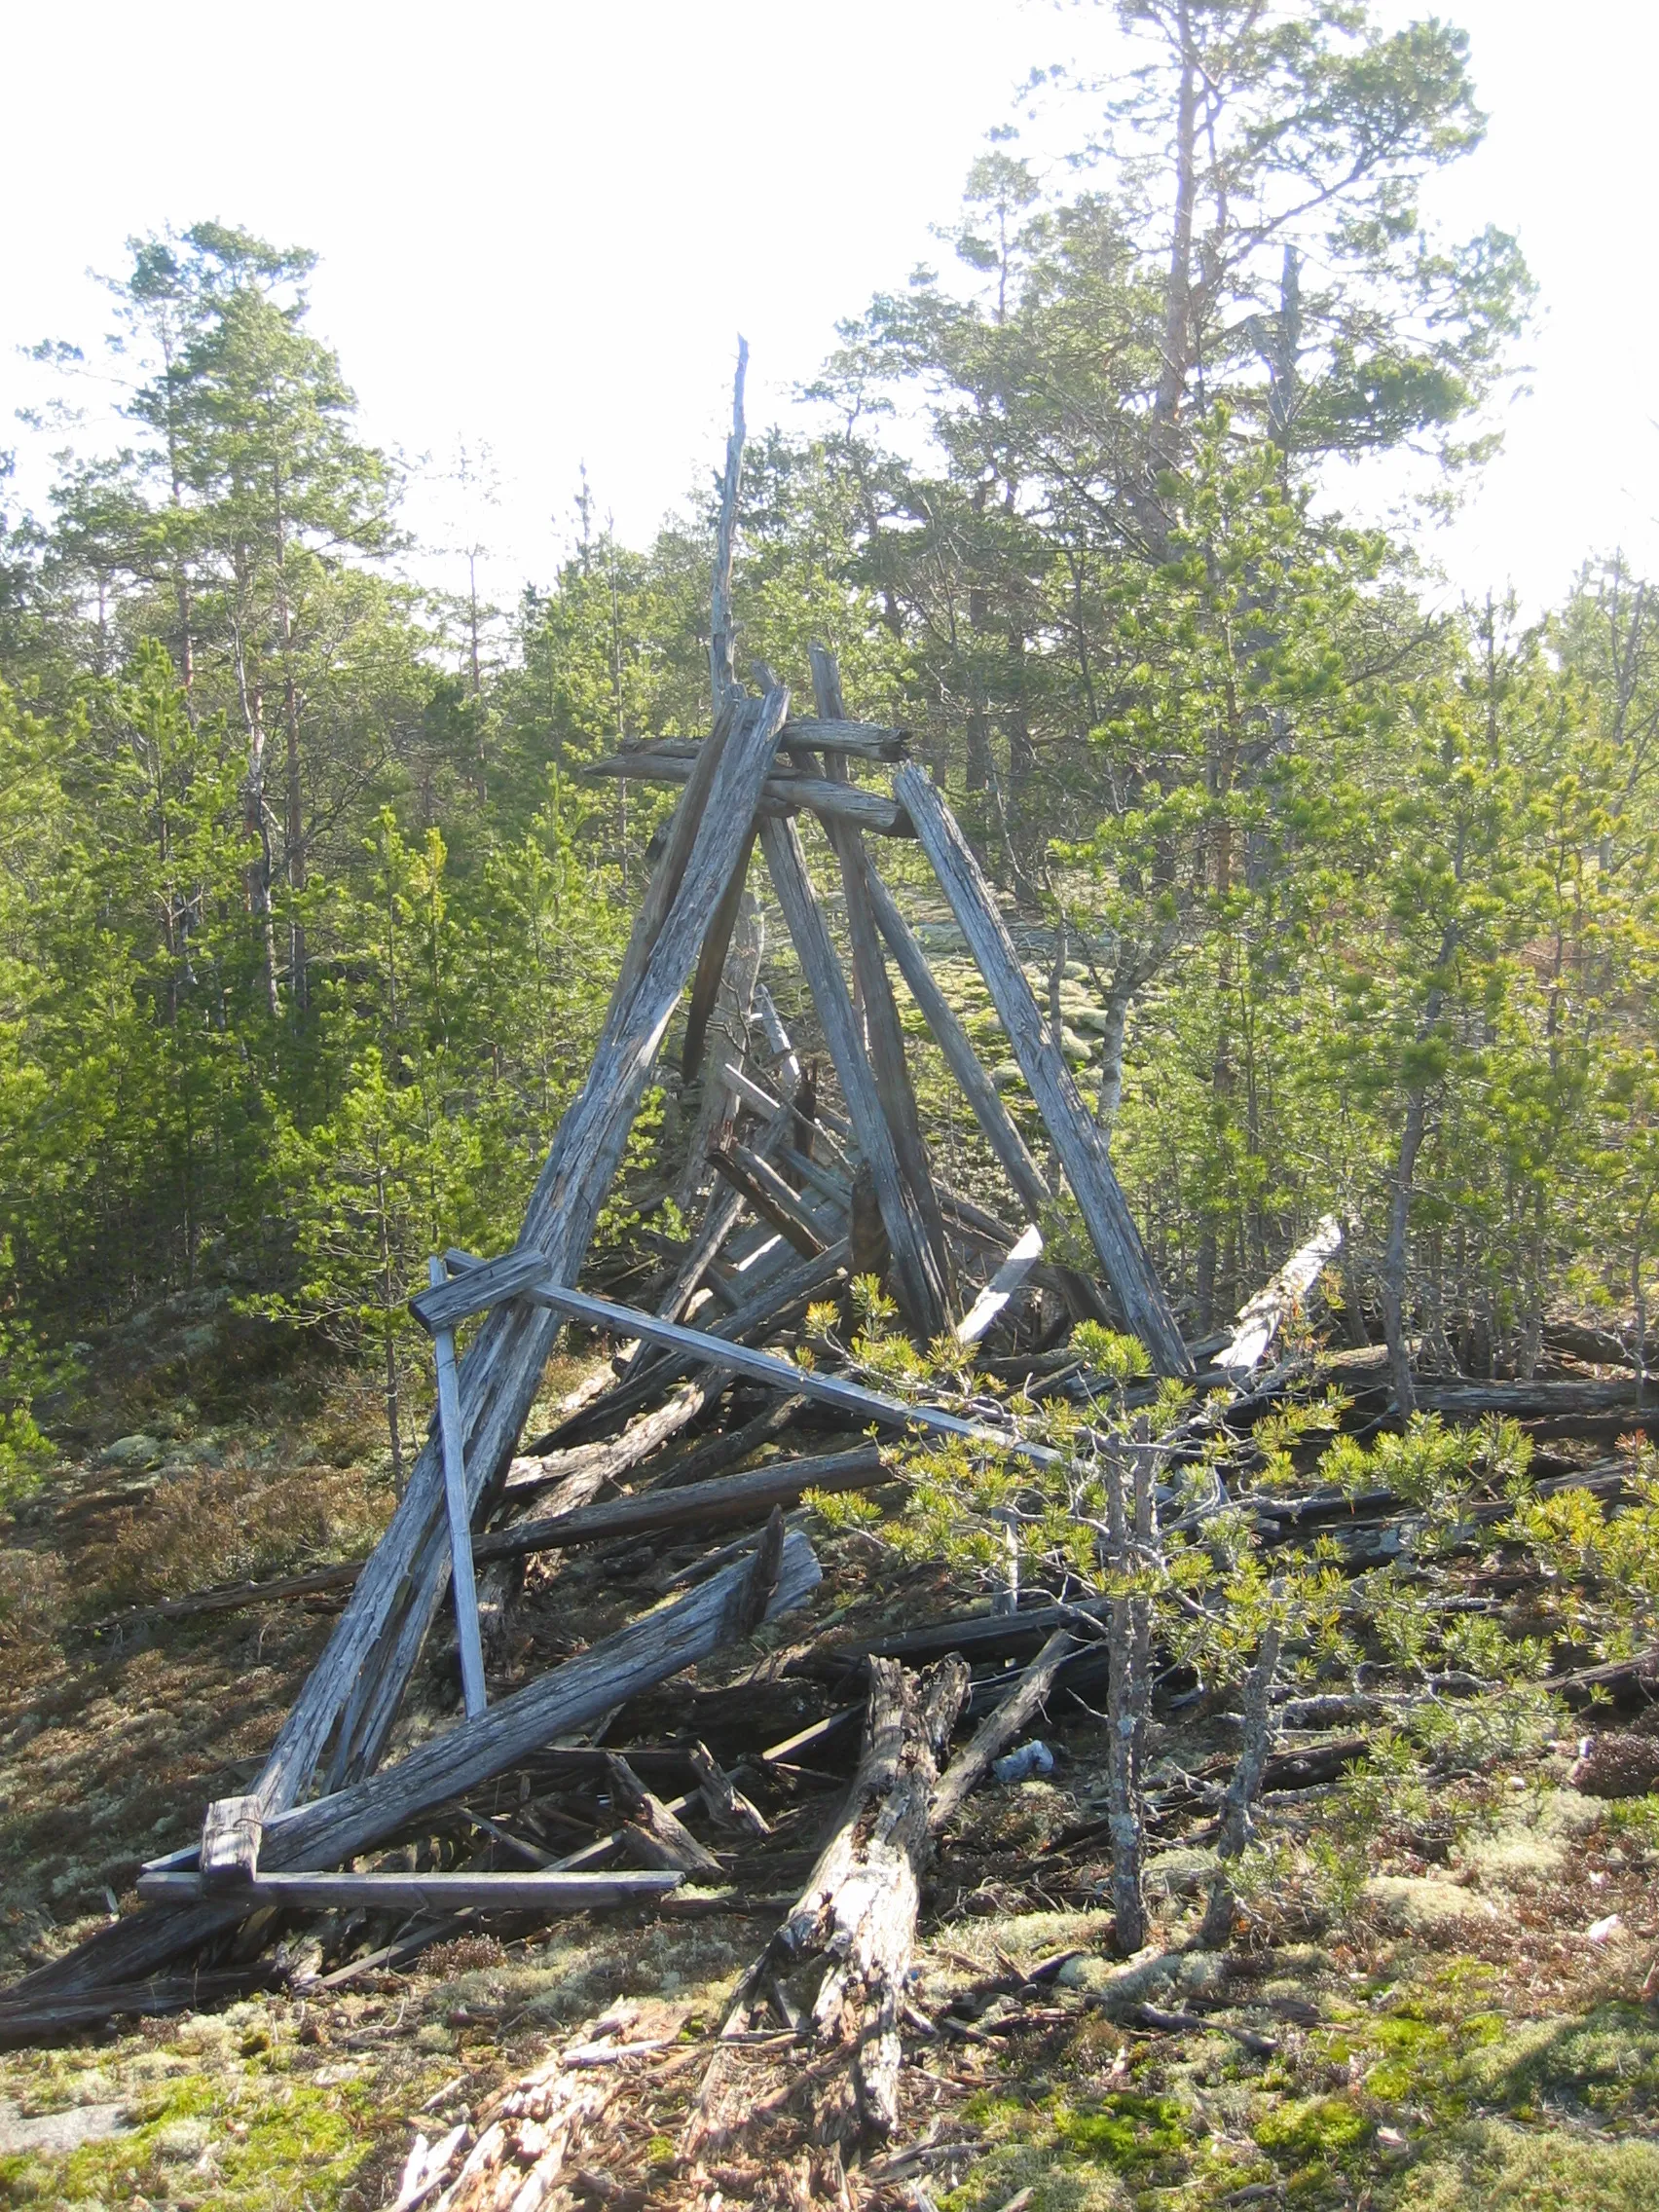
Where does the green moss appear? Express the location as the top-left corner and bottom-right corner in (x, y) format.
(0, 2061), (377, 2208)
(1256, 2094), (1375, 2163)
(1397, 2118), (1659, 2208)
(1457, 2004), (1659, 2124)
(1053, 2092), (1189, 2168)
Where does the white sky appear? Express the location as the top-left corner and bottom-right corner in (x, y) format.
(3, 0), (1655, 622)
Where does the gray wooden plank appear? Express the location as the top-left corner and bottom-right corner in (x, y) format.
(759, 813), (948, 1341)
(862, 861), (1053, 1222)
(708, 1141), (828, 1258)
(957, 1225), (1045, 1347)
(478, 1277), (1057, 1465)
(251, 1529), (823, 1874)
(430, 1257), (488, 1720)
(682, 825), (758, 1082)
(137, 1869), (682, 1911)
(810, 645), (953, 1316)
(470, 1442), (888, 1562)
(894, 764), (1192, 1378)
(587, 748), (914, 836)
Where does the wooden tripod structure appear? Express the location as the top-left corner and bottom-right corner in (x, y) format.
(2, 350), (1189, 2024)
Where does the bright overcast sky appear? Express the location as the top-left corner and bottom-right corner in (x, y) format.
(4, 0), (1655, 620)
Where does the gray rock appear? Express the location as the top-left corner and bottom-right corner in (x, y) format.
(0, 2099), (129, 2156)
(98, 1433), (163, 1470)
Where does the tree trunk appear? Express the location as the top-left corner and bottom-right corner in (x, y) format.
(1200, 1611), (1283, 1949)
(383, 1320), (404, 1498)
(240, 674), (279, 1020)
(1094, 984), (1133, 1143)
(1382, 1087), (1426, 1417)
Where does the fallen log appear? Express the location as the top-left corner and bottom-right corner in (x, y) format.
(1544, 1647), (1659, 1708)
(472, 1442), (887, 1563)
(930, 1628), (1077, 1828)
(79, 1560), (364, 1636)
(802, 1598), (1106, 1675)
(136, 1869), (683, 1911)
(697, 1655), (971, 2151)
(690, 1744), (771, 1836)
(0, 1967), (287, 2046)
(1416, 1379), (1650, 1418)
(502, 1370), (740, 1502)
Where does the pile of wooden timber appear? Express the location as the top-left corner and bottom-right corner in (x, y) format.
(9, 358), (1645, 2060)
(0, 361), (1205, 2046)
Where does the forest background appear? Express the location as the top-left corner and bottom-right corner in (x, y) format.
(3, 0), (1656, 1494)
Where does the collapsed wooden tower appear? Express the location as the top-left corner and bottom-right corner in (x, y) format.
(2, 354), (1194, 2029)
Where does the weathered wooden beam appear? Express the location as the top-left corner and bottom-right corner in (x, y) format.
(956, 1225), (1045, 1347)
(605, 1755), (724, 1876)
(811, 644), (953, 1317)
(430, 1257), (488, 1721)
(780, 718), (909, 758)
(199, 1795), (262, 1892)
(709, 339), (747, 714)
(605, 719), (909, 761)
(708, 1140), (829, 1258)
(930, 1627), (1077, 1827)
(862, 861), (1053, 1223)
(587, 747), (915, 836)
(81, 1559), (365, 1635)
(471, 1442), (888, 1564)
(895, 764), (1191, 1378)
(245, 1530), (821, 1876)
(1219, 1216), (1344, 1378)
(526, 1237), (853, 1452)
(137, 1869), (682, 1911)
(759, 814), (949, 1340)
(500, 1380), (726, 1505)
(3, 1530), (823, 2010)
(0, 1969), (286, 2046)
(251, 687), (795, 1811)
(681, 829), (759, 1085)
(490, 1278), (1058, 1464)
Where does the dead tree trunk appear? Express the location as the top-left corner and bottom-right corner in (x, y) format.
(696, 1654), (969, 2151)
